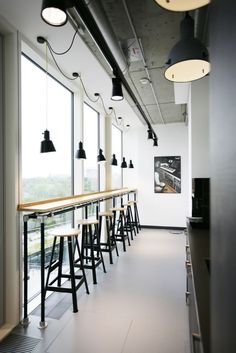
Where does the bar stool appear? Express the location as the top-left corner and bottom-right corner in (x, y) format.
(45, 228), (89, 313)
(98, 211), (119, 264)
(123, 203), (137, 240)
(111, 207), (131, 252)
(76, 219), (106, 284)
(128, 200), (141, 233)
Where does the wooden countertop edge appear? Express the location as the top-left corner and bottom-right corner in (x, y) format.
(17, 188), (137, 212)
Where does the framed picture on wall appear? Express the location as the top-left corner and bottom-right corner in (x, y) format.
(154, 156), (181, 193)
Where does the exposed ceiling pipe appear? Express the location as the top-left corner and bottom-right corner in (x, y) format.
(122, 0), (165, 125)
(84, 0), (128, 75)
(68, 0), (156, 137)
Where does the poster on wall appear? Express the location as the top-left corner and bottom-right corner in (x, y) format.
(154, 156), (181, 193)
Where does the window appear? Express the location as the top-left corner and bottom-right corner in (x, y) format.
(83, 103), (99, 192)
(21, 54), (73, 305)
(112, 125), (122, 188)
(21, 55), (72, 202)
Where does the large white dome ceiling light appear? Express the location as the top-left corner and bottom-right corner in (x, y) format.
(154, 0), (210, 12)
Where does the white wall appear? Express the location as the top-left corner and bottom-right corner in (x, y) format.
(190, 76), (210, 178)
(123, 123), (190, 227)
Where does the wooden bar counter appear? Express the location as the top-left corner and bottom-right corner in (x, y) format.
(18, 188), (137, 329)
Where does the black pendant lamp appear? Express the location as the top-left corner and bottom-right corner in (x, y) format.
(111, 154), (118, 166)
(129, 160), (134, 169)
(147, 129), (153, 140)
(75, 141), (86, 159)
(111, 77), (124, 101)
(121, 157), (127, 168)
(153, 138), (158, 147)
(154, 0), (210, 12)
(165, 13), (210, 82)
(40, 130), (56, 153)
(97, 149), (106, 163)
(41, 0), (70, 26)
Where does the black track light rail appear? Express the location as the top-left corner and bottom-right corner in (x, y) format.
(72, 0), (157, 139)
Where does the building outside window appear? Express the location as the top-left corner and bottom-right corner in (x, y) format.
(21, 54), (73, 305)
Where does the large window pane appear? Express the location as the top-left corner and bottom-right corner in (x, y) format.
(83, 103), (99, 193)
(112, 125), (122, 188)
(21, 55), (72, 202)
(21, 54), (73, 305)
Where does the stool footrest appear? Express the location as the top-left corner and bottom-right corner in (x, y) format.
(46, 278), (86, 294)
(47, 260), (60, 273)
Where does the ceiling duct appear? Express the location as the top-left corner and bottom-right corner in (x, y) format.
(67, 0), (156, 136)
(83, 0), (128, 75)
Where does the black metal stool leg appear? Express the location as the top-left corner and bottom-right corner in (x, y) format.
(123, 211), (131, 246)
(67, 236), (78, 313)
(120, 212), (126, 252)
(110, 215), (119, 257)
(57, 237), (64, 287)
(106, 216), (113, 264)
(45, 236), (57, 294)
(134, 203), (141, 230)
(75, 236), (89, 294)
(89, 224), (97, 284)
(95, 223), (106, 273)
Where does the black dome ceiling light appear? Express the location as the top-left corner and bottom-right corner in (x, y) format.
(41, 0), (75, 27)
(165, 13), (210, 82)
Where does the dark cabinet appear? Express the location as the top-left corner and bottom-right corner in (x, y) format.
(186, 224), (210, 353)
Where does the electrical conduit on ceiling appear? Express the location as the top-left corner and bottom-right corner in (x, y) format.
(121, 0), (165, 125)
(68, 0), (157, 138)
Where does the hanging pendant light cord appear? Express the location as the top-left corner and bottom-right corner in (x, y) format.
(40, 32), (126, 128)
(45, 42), (48, 129)
(47, 29), (78, 55)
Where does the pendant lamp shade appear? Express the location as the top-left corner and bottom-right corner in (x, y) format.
(111, 154), (118, 166)
(153, 138), (158, 147)
(75, 141), (86, 159)
(129, 160), (134, 169)
(121, 157), (127, 168)
(111, 77), (124, 101)
(147, 129), (153, 140)
(40, 130), (56, 153)
(154, 0), (210, 12)
(41, 0), (68, 26)
(165, 13), (210, 82)
(97, 149), (106, 163)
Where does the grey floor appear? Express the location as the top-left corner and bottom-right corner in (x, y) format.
(14, 229), (190, 353)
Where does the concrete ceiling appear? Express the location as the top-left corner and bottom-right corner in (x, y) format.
(100, 0), (185, 124)
(0, 0), (209, 128)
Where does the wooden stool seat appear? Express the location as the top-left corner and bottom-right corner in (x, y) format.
(128, 200), (137, 205)
(49, 228), (81, 237)
(99, 211), (113, 217)
(77, 219), (99, 225)
(110, 207), (126, 212)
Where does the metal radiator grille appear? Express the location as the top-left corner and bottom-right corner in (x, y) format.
(0, 334), (41, 353)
